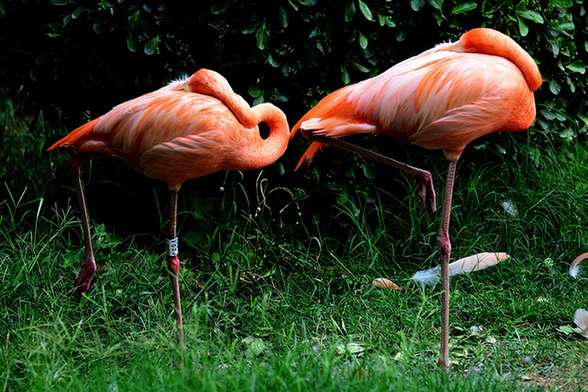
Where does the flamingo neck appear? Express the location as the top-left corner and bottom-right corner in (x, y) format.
(188, 69), (258, 127)
(245, 103), (290, 169)
(187, 69), (289, 170)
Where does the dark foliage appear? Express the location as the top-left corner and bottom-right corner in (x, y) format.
(0, 0), (586, 254)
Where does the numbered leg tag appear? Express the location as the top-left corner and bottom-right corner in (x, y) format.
(167, 237), (179, 257)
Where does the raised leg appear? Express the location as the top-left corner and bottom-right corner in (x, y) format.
(437, 160), (457, 369)
(167, 189), (184, 362)
(306, 135), (436, 213)
(68, 154), (100, 301)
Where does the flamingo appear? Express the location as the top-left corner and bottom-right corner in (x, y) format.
(48, 69), (290, 356)
(292, 28), (542, 368)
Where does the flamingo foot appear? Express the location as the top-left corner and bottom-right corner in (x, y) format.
(73, 256), (97, 301)
(415, 171), (436, 214)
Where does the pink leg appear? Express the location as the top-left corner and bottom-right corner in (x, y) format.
(306, 135), (437, 213)
(68, 154), (103, 301)
(437, 160), (457, 369)
(167, 190), (184, 362)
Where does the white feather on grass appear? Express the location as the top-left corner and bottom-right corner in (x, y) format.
(573, 308), (588, 338)
(411, 252), (510, 286)
(569, 252), (587, 278)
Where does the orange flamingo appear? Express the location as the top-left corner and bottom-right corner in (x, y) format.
(48, 69), (290, 354)
(292, 28), (541, 368)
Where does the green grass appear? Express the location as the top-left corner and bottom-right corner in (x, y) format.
(1, 136), (587, 391)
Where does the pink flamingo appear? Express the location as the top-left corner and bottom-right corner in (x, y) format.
(48, 69), (290, 355)
(292, 28), (541, 367)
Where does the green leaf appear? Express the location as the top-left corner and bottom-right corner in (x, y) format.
(341, 65), (350, 85)
(92, 22), (102, 34)
(298, 0), (318, 5)
(315, 41), (324, 53)
(540, 109), (556, 121)
(549, 81), (561, 95)
(551, 0), (573, 10)
(566, 76), (575, 93)
(518, 10), (544, 24)
(335, 342), (365, 355)
(144, 37), (158, 55)
(553, 21), (575, 32)
(278, 6), (289, 28)
(211, 0), (231, 14)
(126, 33), (137, 52)
(518, 19), (529, 37)
(428, 0), (443, 11)
(62, 13), (72, 27)
(377, 14), (396, 27)
(267, 53), (279, 68)
(128, 10), (140, 28)
(256, 24), (270, 50)
(357, 0), (373, 21)
(243, 337), (267, 358)
(411, 0), (425, 11)
(362, 164), (375, 179)
(351, 61), (370, 73)
(559, 128), (575, 140)
(51, 0), (73, 5)
(548, 40), (560, 57)
(566, 61), (586, 74)
(71, 6), (83, 19)
(451, 1), (477, 14)
(248, 86), (263, 98)
(431, 10), (443, 26)
(253, 95), (265, 106)
(344, 1), (356, 22)
(359, 32), (368, 49)
(241, 23), (258, 34)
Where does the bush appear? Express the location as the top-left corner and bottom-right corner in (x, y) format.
(0, 0), (586, 240)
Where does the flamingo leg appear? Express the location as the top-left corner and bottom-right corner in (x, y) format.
(307, 135), (436, 213)
(68, 154), (103, 301)
(437, 160), (457, 369)
(167, 189), (184, 362)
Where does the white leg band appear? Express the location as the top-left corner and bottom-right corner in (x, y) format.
(167, 237), (179, 257)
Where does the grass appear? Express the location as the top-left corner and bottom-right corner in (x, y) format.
(1, 134), (587, 391)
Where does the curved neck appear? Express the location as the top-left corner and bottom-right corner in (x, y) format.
(458, 28), (542, 91)
(188, 69), (259, 128)
(188, 69), (290, 169)
(246, 103), (290, 169)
